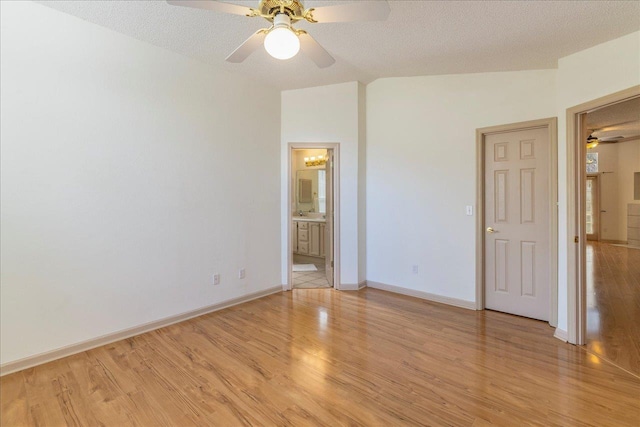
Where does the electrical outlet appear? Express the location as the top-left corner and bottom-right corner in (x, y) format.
(412, 265), (419, 275)
(213, 273), (220, 286)
(238, 268), (246, 279)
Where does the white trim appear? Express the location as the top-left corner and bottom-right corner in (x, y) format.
(554, 328), (569, 342)
(340, 281), (366, 291)
(366, 281), (475, 310)
(287, 143), (340, 291)
(0, 286), (282, 377)
(476, 118), (558, 325)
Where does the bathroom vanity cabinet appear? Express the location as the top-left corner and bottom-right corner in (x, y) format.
(293, 219), (326, 257)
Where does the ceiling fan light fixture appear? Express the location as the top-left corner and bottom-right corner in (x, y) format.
(586, 134), (599, 149)
(264, 14), (300, 60)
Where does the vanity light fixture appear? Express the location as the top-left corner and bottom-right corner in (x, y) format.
(304, 154), (326, 167)
(586, 134), (599, 149)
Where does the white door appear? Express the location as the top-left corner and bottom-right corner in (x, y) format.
(325, 150), (334, 287)
(485, 127), (550, 321)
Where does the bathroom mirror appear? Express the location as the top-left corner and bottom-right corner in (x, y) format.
(296, 169), (326, 214)
(299, 179), (312, 203)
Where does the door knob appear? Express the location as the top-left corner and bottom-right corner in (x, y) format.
(486, 227), (496, 233)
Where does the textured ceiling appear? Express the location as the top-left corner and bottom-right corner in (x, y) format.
(587, 97), (640, 143)
(38, 0), (640, 90)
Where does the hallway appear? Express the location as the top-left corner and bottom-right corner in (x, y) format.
(586, 242), (640, 377)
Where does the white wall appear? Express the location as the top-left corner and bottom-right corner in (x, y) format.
(617, 141), (640, 238)
(281, 82), (365, 287)
(0, 2), (281, 365)
(366, 70), (557, 303)
(588, 141), (640, 242)
(588, 144), (621, 241)
(556, 31), (640, 332)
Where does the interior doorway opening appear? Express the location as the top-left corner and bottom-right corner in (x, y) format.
(287, 144), (340, 290)
(575, 93), (640, 375)
(566, 86), (640, 347)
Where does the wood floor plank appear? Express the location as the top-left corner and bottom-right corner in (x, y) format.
(2, 287), (640, 426)
(586, 242), (640, 377)
(0, 371), (30, 426)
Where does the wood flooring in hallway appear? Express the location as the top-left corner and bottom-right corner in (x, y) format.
(1, 288), (639, 426)
(586, 241), (640, 377)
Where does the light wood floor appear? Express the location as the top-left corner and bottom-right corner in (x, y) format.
(586, 241), (640, 377)
(2, 288), (639, 426)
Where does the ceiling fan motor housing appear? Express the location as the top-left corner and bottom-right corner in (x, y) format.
(259, 0), (306, 21)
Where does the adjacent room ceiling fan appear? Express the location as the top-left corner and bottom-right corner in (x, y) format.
(586, 132), (624, 149)
(166, 0), (390, 67)
(587, 119), (640, 148)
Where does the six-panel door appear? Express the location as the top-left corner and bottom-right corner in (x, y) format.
(485, 127), (551, 321)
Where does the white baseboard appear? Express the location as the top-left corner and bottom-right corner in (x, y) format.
(340, 281), (367, 291)
(554, 327), (569, 342)
(0, 286), (282, 377)
(366, 281), (475, 310)
(599, 239), (627, 244)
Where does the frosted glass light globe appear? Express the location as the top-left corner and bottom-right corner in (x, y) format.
(264, 27), (300, 60)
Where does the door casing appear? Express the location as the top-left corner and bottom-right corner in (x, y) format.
(476, 118), (558, 327)
(286, 143), (340, 291)
(566, 86), (640, 345)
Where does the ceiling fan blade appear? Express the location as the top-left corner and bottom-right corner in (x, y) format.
(599, 136), (624, 142)
(166, 1), (254, 17)
(299, 33), (335, 68)
(307, 1), (390, 23)
(226, 30), (267, 63)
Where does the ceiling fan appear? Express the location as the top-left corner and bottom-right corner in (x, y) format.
(166, 0), (390, 68)
(587, 120), (640, 148)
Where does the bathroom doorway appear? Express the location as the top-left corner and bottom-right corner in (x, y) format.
(288, 144), (339, 290)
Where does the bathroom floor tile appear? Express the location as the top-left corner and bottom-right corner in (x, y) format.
(293, 261), (330, 289)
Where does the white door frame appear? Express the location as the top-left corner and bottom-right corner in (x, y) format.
(286, 143), (340, 291)
(475, 117), (558, 327)
(566, 86), (640, 345)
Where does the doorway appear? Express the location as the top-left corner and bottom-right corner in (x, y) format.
(566, 86), (640, 346)
(287, 144), (339, 290)
(568, 90), (640, 375)
(476, 118), (558, 325)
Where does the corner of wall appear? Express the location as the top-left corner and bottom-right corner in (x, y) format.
(358, 82), (367, 283)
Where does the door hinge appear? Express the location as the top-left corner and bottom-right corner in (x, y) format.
(574, 236), (579, 243)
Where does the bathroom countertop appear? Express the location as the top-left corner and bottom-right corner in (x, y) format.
(292, 216), (326, 222)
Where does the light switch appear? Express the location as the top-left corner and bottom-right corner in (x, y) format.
(466, 205), (473, 216)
